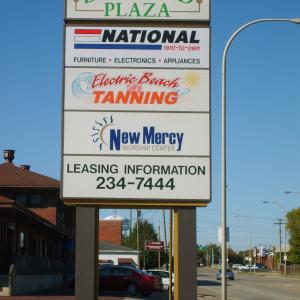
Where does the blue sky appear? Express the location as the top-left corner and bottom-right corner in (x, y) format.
(0, 0), (300, 251)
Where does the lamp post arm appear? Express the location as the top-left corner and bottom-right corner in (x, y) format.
(222, 18), (292, 75)
(274, 201), (287, 216)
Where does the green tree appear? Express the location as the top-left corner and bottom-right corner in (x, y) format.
(287, 208), (300, 264)
(228, 247), (244, 264)
(123, 219), (167, 269)
(206, 243), (221, 266)
(196, 245), (207, 266)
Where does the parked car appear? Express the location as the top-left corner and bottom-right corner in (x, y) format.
(255, 263), (268, 270)
(216, 269), (235, 280)
(146, 269), (174, 290)
(241, 264), (259, 271)
(99, 265), (163, 296)
(231, 264), (244, 270)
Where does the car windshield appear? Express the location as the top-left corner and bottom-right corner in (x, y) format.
(134, 268), (149, 276)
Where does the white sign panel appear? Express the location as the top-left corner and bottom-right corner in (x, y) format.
(62, 156), (210, 201)
(63, 111), (210, 156)
(64, 68), (210, 112)
(65, 0), (210, 22)
(65, 26), (210, 68)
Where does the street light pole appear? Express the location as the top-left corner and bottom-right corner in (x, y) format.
(221, 18), (300, 300)
(263, 201), (287, 275)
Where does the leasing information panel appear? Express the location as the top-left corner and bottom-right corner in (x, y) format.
(62, 24), (211, 206)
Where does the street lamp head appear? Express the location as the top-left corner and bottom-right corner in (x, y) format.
(289, 18), (300, 24)
(263, 201), (269, 204)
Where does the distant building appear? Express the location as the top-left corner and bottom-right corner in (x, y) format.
(99, 219), (122, 245)
(98, 217), (138, 267)
(99, 241), (138, 267)
(0, 150), (75, 295)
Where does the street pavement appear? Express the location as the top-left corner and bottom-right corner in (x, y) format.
(197, 267), (300, 300)
(4, 269), (300, 300)
(2, 288), (168, 300)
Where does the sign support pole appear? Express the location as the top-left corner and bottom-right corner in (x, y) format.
(169, 209), (173, 300)
(75, 207), (99, 300)
(174, 208), (197, 300)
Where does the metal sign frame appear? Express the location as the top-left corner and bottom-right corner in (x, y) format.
(61, 22), (211, 208)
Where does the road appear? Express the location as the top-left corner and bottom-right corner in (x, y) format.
(4, 269), (300, 300)
(197, 267), (300, 300)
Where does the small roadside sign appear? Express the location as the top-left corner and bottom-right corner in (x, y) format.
(145, 241), (165, 251)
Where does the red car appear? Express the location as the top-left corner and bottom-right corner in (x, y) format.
(99, 265), (163, 296)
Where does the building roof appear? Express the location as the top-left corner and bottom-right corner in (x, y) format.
(0, 163), (59, 188)
(99, 241), (138, 253)
(0, 194), (15, 204)
(0, 197), (67, 236)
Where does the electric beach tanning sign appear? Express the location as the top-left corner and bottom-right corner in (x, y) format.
(65, 26), (210, 69)
(65, 0), (210, 21)
(64, 68), (210, 112)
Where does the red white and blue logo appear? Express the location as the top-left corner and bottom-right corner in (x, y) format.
(73, 28), (200, 50)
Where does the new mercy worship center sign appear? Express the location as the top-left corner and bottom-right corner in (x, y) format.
(65, 0), (210, 21)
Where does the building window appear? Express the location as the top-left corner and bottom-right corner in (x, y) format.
(20, 232), (25, 248)
(16, 193), (27, 206)
(30, 193), (42, 206)
(20, 231), (26, 254)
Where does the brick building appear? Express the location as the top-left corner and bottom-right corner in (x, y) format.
(99, 220), (122, 245)
(0, 150), (75, 295)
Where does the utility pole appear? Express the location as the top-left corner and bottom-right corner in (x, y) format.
(163, 209), (168, 256)
(206, 247), (209, 267)
(169, 209), (173, 300)
(158, 216), (161, 269)
(274, 219), (284, 270)
(130, 209), (132, 235)
(137, 209), (140, 269)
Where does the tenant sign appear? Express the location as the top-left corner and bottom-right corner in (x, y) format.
(62, 156), (210, 202)
(65, 0), (210, 22)
(63, 111), (210, 156)
(65, 26), (210, 68)
(64, 68), (210, 112)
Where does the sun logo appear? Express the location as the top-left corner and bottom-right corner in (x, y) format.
(91, 115), (114, 151)
(184, 72), (201, 89)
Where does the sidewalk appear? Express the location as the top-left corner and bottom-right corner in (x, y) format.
(1, 288), (167, 300)
(0, 297), (125, 300)
(0, 288), (126, 300)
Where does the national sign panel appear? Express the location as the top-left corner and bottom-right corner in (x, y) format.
(65, 26), (210, 69)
